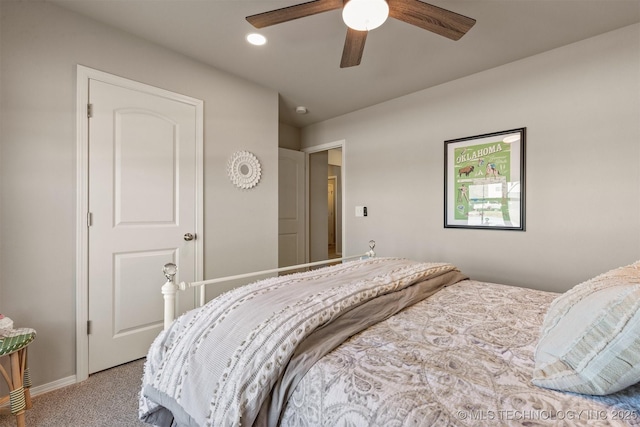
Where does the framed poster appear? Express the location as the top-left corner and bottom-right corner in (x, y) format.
(444, 128), (526, 230)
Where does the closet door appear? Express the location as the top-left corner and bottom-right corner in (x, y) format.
(279, 148), (306, 267)
(88, 77), (201, 373)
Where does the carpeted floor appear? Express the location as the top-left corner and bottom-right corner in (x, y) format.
(0, 358), (147, 427)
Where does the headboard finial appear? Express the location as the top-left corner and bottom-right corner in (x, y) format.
(163, 263), (178, 281)
(367, 240), (376, 258)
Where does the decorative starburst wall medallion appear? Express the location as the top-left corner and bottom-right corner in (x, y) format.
(227, 150), (262, 189)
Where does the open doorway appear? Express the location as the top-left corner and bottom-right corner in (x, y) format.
(328, 176), (337, 258)
(327, 150), (342, 259)
(307, 145), (343, 262)
(279, 140), (345, 266)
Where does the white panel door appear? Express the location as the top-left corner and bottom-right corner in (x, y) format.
(278, 148), (306, 267)
(88, 79), (200, 373)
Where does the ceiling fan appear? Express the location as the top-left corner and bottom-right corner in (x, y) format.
(246, 0), (476, 68)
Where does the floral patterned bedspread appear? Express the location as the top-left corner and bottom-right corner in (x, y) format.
(281, 280), (640, 426)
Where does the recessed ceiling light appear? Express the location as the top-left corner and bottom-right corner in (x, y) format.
(246, 33), (267, 46)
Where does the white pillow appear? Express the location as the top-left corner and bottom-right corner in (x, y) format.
(532, 261), (640, 395)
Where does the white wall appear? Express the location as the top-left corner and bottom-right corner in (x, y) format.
(0, 1), (278, 388)
(302, 24), (640, 293)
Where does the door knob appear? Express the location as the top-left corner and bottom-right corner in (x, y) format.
(184, 233), (195, 241)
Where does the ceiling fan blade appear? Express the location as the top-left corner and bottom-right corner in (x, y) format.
(247, 0), (343, 28)
(388, 0), (476, 41)
(340, 28), (368, 68)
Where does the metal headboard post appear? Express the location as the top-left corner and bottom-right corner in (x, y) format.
(161, 263), (181, 331)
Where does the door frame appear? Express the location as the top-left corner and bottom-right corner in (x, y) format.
(328, 176), (337, 247)
(302, 140), (346, 261)
(75, 65), (204, 381)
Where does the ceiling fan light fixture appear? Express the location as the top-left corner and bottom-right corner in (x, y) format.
(342, 0), (389, 31)
(246, 33), (267, 46)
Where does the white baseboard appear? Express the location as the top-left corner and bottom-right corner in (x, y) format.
(1, 375), (77, 411)
(30, 375), (77, 397)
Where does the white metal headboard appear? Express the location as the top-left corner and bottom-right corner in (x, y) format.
(161, 240), (376, 330)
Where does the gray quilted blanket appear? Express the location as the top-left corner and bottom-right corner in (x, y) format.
(139, 257), (466, 427)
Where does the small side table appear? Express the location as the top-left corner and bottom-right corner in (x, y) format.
(0, 328), (36, 427)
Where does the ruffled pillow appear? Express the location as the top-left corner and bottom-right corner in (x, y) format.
(532, 261), (640, 395)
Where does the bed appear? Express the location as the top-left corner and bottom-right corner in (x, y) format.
(139, 250), (640, 426)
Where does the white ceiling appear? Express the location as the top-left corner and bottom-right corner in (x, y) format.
(48, 0), (640, 128)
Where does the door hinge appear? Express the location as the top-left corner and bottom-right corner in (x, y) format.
(87, 212), (93, 227)
(87, 320), (92, 335)
(87, 103), (93, 118)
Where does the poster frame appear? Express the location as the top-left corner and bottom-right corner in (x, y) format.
(444, 128), (526, 230)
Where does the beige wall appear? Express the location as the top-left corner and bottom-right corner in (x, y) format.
(0, 1), (278, 388)
(279, 122), (301, 150)
(302, 24), (640, 293)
